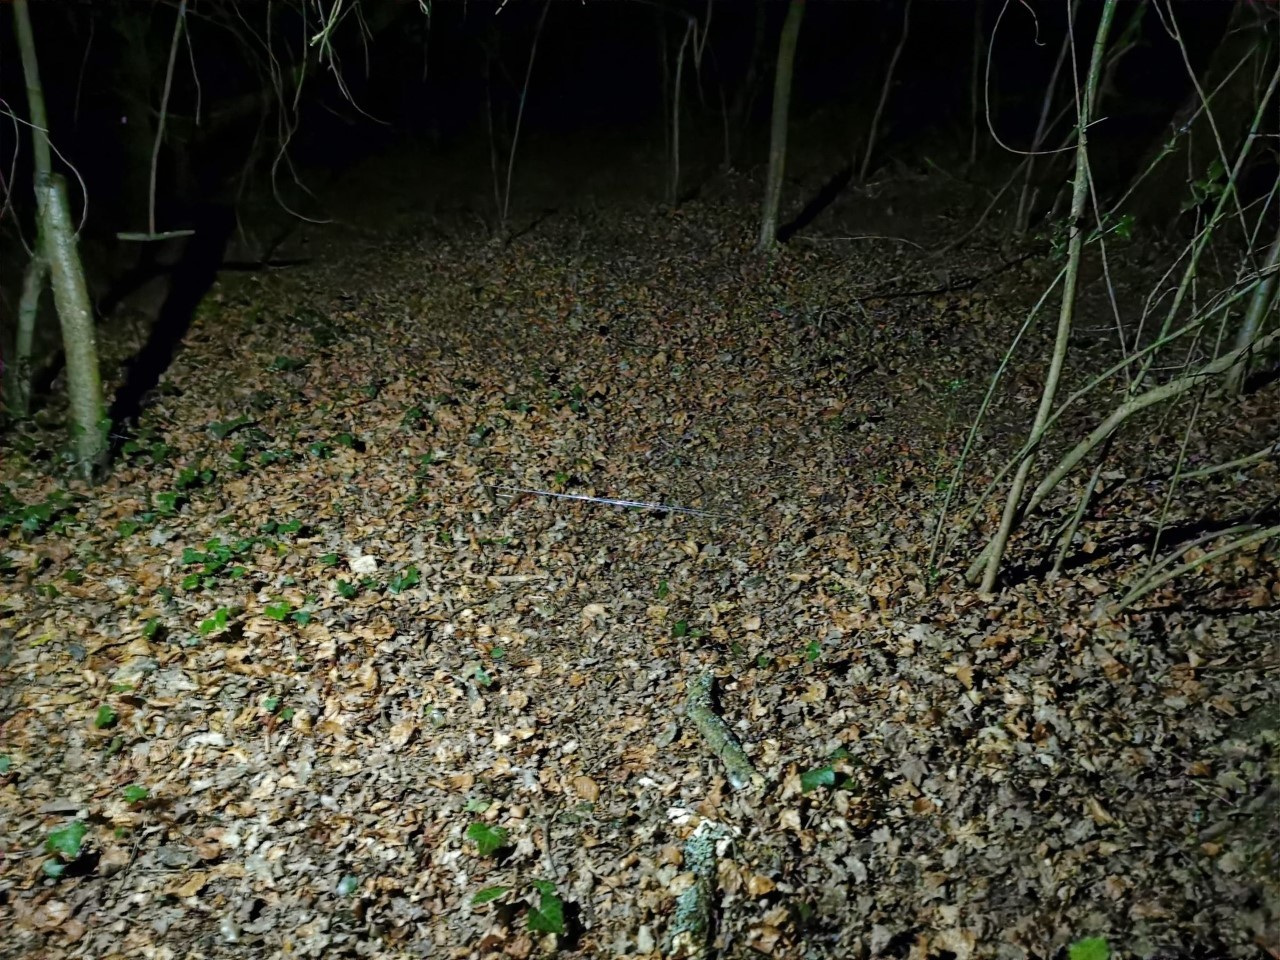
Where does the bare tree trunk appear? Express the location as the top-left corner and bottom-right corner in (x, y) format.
(668, 18), (695, 206)
(657, 11), (671, 185)
(757, 0), (804, 252)
(5, 252), (48, 418)
(968, 0), (983, 166)
(1225, 219), (1280, 395)
(1015, 0), (1076, 233)
(977, 0), (1117, 591)
(14, 0), (107, 476)
(1014, 325), (1280, 530)
(42, 175), (107, 477)
(483, 43), (503, 229)
(500, 0), (550, 234)
(859, 0), (913, 183)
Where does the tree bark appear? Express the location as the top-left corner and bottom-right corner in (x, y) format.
(14, 0), (107, 476)
(1225, 220), (1280, 395)
(41, 175), (107, 476)
(757, 0), (804, 252)
(3, 252), (47, 417)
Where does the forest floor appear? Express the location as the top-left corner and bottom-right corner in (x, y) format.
(1, 149), (1278, 960)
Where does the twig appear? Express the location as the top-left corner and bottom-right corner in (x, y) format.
(1182, 443), (1279, 480)
(1114, 524), (1280, 611)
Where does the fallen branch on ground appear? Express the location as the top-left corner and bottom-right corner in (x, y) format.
(686, 672), (763, 791)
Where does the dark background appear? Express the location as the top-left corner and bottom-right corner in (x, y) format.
(0, 0), (1240, 242)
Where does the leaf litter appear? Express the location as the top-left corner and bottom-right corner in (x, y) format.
(1, 180), (1278, 960)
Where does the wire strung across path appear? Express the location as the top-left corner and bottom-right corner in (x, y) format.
(494, 486), (728, 519)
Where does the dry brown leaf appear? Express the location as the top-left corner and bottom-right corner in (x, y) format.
(388, 717), (417, 748)
(167, 871), (209, 899)
(1085, 796), (1115, 825)
(571, 775), (600, 802)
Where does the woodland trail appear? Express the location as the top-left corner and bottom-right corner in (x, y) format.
(1, 192), (1277, 959)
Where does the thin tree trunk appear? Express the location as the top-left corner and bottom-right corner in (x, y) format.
(501, 0), (550, 233)
(657, 11), (671, 184)
(757, 0), (804, 252)
(968, 0), (983, 166)
(859, 0), (912, 183)
(1225, 219), (1280, 395)
(668, 18), (695, 206)
(968, 323), (1280, 584)
(977, 0), (1117, 591)
(482, 40), (503, 229)
(14, 0), (51, 180)
(1015, 0), (1076, 233)
(14, 0), (106, 476)
(5, 251), (47, 417)
(41, 174), (107, 476)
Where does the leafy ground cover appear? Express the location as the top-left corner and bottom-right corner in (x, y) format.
(1, 162), (1277, 959)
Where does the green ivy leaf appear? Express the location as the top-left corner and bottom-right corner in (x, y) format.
(94, 704), (118, 729)
(389, 565), (420, 594)
(466, 822), (508, 857)
(45, 821), (88, 859)
(801, 765), (836, 793)
(1069, 938), (1110, 960)
(527, 879), (565, 935)
(672, 620), (689, 638)
(265, 601), (291, 621)
(472, 885), (509, 906)
(123, 785), (149, 803)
